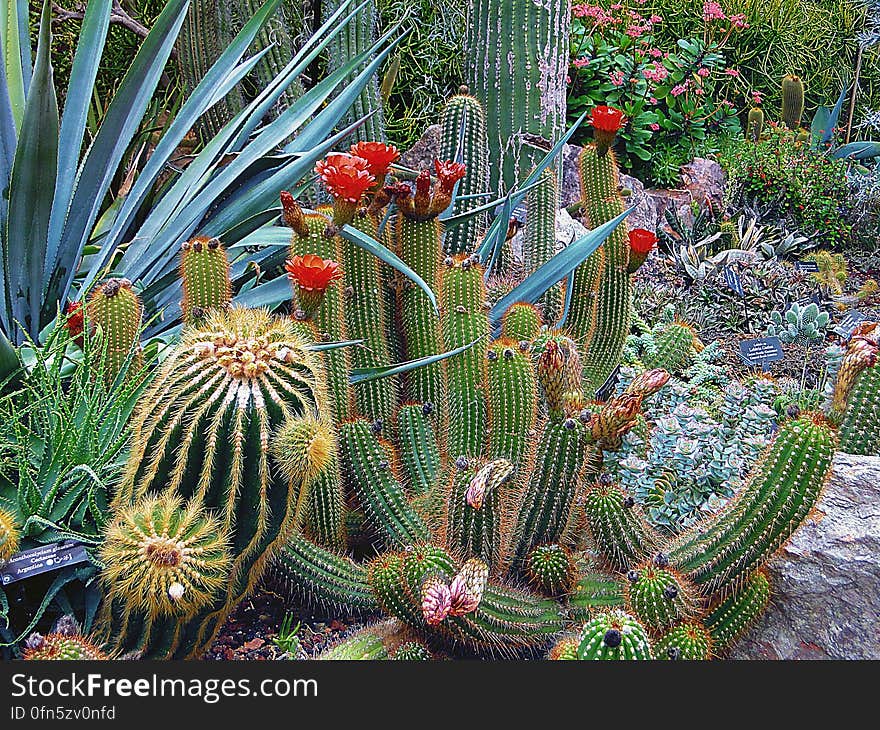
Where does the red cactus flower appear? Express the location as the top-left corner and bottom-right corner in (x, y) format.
(286, 254), (342, 319)
(349, 141), (400, 179)
(315, 153), (374, 204)
(279, 191), (308, 237)
(590, 105), (625, 133)
(628, 228), (657, 254)
(434, 159), (467, 194)
(285, 254), (342, 292)
(64, 300), (85, 348)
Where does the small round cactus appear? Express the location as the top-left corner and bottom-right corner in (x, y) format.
(653, 623), (712, 661)
(548, 635), (580, 660)
(577, 609), (653, 660)
(392, 642), (434, 660)
(0, 507), (20, 563)
(625, 561), (696, 631)
(525, 544), (575, 595)
(22, 633), (109, 660)
(272, 416), (335, 493)
(100, 493), (232, 620)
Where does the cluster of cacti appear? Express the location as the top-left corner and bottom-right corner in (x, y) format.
(767, 302), (830, 345)
(805, 250), (848, 294)
(22, 616), (110, 660)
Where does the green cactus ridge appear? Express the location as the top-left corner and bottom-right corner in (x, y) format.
(577, 609), (653, 660)
(781, 74), (805, 130)
(86, 278), (143, 387)
(582, 480), (658, 573)
(501, 302), (543, 343)
(645, 322), (700, 373)
(486, 338), (537, 466)
(705, 570), (771, 651)
(838, 364), (880, 456)
(397, 404), (441, 495)
(180, 237), (231, 326)
(668, 414), (836, 597)
(625, 564), (696, 631)
(439, 93), (490, 256)
(441, 257), (489, 460)
(568, 570), (626, 622)
(653, 623), (712, 660)
(525, 544), (575, 595)
(524, 168), (564, 322)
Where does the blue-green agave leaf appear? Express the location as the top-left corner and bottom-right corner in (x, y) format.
(350, 338), (483, 384)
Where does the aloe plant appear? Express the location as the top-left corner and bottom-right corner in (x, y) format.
(0, 0), (399, 366)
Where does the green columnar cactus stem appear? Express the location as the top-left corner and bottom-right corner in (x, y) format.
(439, 91), (490, 256)
(180, 237), (232, 327)
(441, 256), (489, 459)
(625, 563), (697, 631)
(525, 544), (575, 595)
(747, 107), (764, 142)
(343, 213), (397, 424)
(465, 0), (570, 194)
(568, 570), (625, 622)
(323, 0), (385, 143)
(22, 633), (109, 660)
(319, 629), (390, 660)
(101, 308), (326, 658)
(653, 623), (712, 660)
(501, 302), (543, 343)
(667, 414), (837, 598)
(704, 569), (770, 651)
(582, 480), (658, 573)
(0, 507), (20, 563)
(397, 216), (446, 422)
(508, 418), (589, 569)
(837, 363), (880, 455)
(286, 199), (352, 421)
(577, 609), (653, 660)
(486, 338), (536, 466)
(274, 534), (378, 613)
(371, 544), (565, 651)
(446, 458), (514, 568)
(570, 146), (632, 393)
(781, 74), (805, 130)
(339, 419), (429, 546)
(86, 278), (143, 387)
(396, 404), (441, 494)
(524, 167), (564, 322)
(644, 321), (702, 373)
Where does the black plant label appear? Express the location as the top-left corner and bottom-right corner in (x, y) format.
(0, 541), (89, 586)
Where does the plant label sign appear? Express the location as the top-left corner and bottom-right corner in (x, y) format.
(594, 364), (621, 402)
(795, 260), (820, 273)
(833, 310), (866, 340)
(739, 336), (783, 370)
(722, 266), (744, 297)
(0, 541), (89, 586)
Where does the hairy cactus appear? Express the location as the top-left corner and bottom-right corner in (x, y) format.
(781, 74), (805, 130)
(465, 0), (569, 195)
(644, 321), (703, 373)
(525, 544), (576, 595)
(180, 236), (232, 327)
(577, 609), (653, 660)
(439, 90), (490, 256)
(486, 338), (537, 465)
(582, 480), (657, 573)
(833, 329), (880, 455)
(547, 635), (580, 660)
(501, 302), (543, 343)
(86, 278), (143, 387)
(0, 507), (20, 563)
(22, 632), (109, 661)
(100, 307), (327, 658)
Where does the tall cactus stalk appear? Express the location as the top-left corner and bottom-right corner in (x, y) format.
(524, 166), (563, 323)
(465, 0), (570, 195)
(86, 278), (143, 387)
(438, 90), (490, 255)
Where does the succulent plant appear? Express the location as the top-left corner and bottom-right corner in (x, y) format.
(767, 302), (830, 345)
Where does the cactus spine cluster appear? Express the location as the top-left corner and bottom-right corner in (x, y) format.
(0, 507), (20, 563)
(86, 278), (143, 387)
(465, 0), (569, 195)
(576, 609), (653, 660)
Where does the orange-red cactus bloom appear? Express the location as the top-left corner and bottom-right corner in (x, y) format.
(434, 159), (467, 194)
(349, 141), (400, 177)
(590, 105), (625, 133)
(285, 254), (343, 292)
(64, 300), (84, 344)
(315, 154), (374, 204)
(628, 228), (657, 254)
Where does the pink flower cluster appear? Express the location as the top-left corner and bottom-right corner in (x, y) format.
(702, 1), (726, 21)
(642, 61), (668, 83)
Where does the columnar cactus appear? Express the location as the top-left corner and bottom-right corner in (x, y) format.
(832, 326), (880, 455)
(465, 0), (570, 194)
(582, 480), (657, 572)
(523, 167), (564, 322)
(439, 90), (490, 256)
(781, 74), (805, 130)
(704, 569), (771, 651)
(100, 307), (328, 658)
(747, 107), (764, 142)
(86, 278), (143, 387)
(180, 236), (232, 327)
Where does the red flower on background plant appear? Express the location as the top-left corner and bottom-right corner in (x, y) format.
(315, 154), (374, 204)
(285, 254), (342, 292)
(64, 300), (85, 347)
(349, 141), (400, 179)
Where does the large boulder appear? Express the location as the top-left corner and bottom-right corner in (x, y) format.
(731, 452), (880, 660)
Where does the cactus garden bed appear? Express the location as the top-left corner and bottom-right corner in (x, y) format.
(1, 0), (878, 666)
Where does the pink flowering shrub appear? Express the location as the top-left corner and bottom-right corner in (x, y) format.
(568, 0), (748, 184)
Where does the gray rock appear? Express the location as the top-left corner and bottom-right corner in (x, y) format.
(680, 157), (726, 209)
(400, 124), (442, 173)
(731, 452), (880, 659)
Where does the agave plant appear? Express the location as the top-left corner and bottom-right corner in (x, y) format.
(0, 0), (400, 375)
